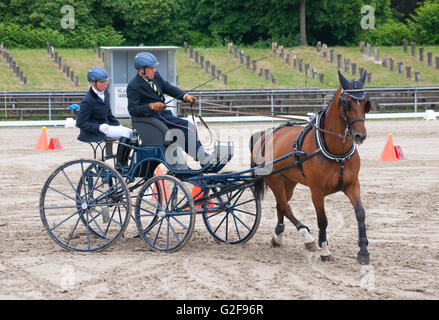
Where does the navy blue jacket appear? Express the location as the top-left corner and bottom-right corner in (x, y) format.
(127, 72), (187, 117)
(76, 87), (119, 142)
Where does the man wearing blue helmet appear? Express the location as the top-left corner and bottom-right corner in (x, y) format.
(76, 66), (133, 171)
(127, 52), (213, 165)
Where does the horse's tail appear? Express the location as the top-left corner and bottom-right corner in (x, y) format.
(249, 131), (267, 201)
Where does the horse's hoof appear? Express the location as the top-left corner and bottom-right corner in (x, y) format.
(320, 254), (334, 262)
(357, 253), (370, 265)
(305, 241), (319, 252)
(271, 237), (281, 247)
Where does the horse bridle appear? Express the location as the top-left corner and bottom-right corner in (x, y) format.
(339, 90), (370, 143)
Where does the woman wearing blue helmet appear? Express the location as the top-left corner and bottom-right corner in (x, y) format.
(76, 66), (133, 170)
(127, 52), (214, 165)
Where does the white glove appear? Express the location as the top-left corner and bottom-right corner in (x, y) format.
(99, 123), (109, 134)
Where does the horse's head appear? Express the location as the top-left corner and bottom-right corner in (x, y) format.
(337, 70), (370, 145)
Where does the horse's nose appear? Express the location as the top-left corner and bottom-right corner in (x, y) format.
(353, 132), (367, 145)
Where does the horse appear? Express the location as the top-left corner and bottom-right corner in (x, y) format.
(250, 70), (371, 265)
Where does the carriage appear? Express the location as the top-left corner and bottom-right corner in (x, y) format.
(39, 70), (371, 264)
(39, 116), (263, 252)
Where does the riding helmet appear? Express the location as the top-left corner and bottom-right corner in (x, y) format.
(134, 52), (159, 69)
(87, 66), (109, 82)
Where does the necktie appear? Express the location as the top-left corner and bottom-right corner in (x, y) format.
(148, 80), (164, 102)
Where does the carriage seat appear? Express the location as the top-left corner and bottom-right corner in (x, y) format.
(131, 116), (189, 170)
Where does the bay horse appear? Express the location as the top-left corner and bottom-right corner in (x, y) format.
(250, 70), (371, 264)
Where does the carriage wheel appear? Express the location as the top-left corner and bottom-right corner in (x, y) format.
(135, 175), (196, 252)
(202, 185), (261, 244)
(40, 159), (131, 252)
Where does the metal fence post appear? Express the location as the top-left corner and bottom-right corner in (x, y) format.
(48, 93), (52, 121)
(270, 92), (274, 116)
(414, 89), (418, 114)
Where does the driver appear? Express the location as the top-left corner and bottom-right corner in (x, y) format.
(126, 52), (214, 166)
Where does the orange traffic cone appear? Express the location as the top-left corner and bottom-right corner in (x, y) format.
(34, 127), (49, 150)
(379, 133), (398, 161)
(48, 137), (62, 150)
(191, 185), (214, 209)
(152, 165), (171, 200)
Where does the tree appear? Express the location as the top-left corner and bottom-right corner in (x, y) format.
(300, 1), (307, 45)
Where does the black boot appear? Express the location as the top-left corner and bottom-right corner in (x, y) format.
(116, 137), (131, 172)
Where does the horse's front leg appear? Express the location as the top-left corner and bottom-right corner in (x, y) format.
(311, 191), (334, 262)
(344, 182), (370, 265)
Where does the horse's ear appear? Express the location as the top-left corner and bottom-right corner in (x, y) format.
(359, 70), (367, 85)
(338, 70), (349, 89)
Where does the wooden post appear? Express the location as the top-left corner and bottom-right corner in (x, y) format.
(337, 54), (342, 68)
(316, 41), (321, 52)
(54, 51), (58, 62)
(398, 62), (403, 74)
(285, 52), (290, 64)
(406, 66), (411, 78)
(189, 46), (193, 58)
(223, 74), (227, 85)
(415, 72), (420, 82)
(194, 50), (198, 64)
(319, 73), (324, 83)
(271, 74), (276, 84)
(360, 41), (365, 53)
(293, 55), (297, 69)
(428, 52), (433, 66)
(390, 58), (394, 72)
(374, 48), (379, 63)
(252, 60), (257, 73)
(71, 70), (75, 82)
(411, 42), (416, 57)
(359, 67), (364, 76)
(240, 51), (244, 64)
(58, 56), (62, 69)
(367, 72), (372, 83)
(98, 47), (101, 58)
(436, 56), (439, 69)
(403, 39), (408, 53)
(305, 63), (309, 77)
(93, 42), (97, 54)
(258, 66), (263, 77)
(344, 58), (350, 72)
(205, 60), (210, 73)
(75, 76), (79, 87)
(211, 64), (215, 78)
(352, 62), (357, 76)
(264, 69), (269, 80)
(312, 68), (317, 80)
(200, 56), (204, 69)
(298, 59), (303, 73)
(322, 44), (327, 58)
(246, 55), (250, 69)
(330, 50), (334, 63)
(184, 42), (188, 54)
(382, 57), (387, 68)
(419, 47), (424, 62)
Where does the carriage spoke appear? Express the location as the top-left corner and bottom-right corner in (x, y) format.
(47, 185), (79, 203)
(153, 218), (164, 246)
(48, 209), (82, 232)
(90, 207), (123, 226)
(65, 212), (83, 246)
(61, 168), (82, 200)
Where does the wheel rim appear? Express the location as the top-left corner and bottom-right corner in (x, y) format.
(136, 175), (195, 252)
(40, 159), (131, 252)
(202, 186), (261, 244)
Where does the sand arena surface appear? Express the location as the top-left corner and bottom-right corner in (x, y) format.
(0, 119), (438, 300)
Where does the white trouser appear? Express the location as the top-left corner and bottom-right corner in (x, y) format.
(105, 125), (132, 140)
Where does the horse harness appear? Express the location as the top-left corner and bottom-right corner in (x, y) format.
(267, 90), (367, 192)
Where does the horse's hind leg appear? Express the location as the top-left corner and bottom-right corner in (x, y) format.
(268, 178), (318, 251)
(311, 190), (334, 262)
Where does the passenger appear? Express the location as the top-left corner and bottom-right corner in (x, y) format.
(76, 66), (132, 170)
(126, 52), (215, 166)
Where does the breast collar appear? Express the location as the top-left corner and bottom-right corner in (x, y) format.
(314, 109), (357, 162)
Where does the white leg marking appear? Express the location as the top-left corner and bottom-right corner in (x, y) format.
(273, 232), (283, 245)
(320, 241), (331, 256)
(298, 228), (315, 244)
